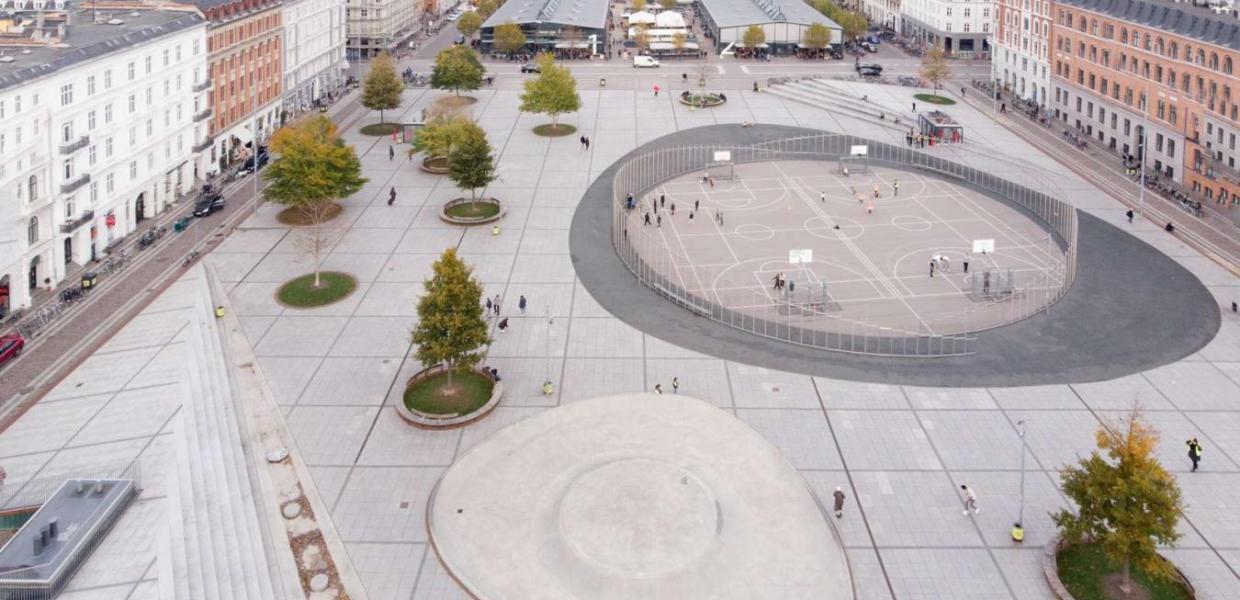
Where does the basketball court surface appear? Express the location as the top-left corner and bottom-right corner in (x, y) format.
(621, 160), (1070, 336)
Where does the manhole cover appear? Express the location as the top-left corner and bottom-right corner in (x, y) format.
(281, 502), (302, 519)
(309, 573), (330, 592)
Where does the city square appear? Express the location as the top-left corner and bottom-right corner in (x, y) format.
(0, 0), (1238, 597)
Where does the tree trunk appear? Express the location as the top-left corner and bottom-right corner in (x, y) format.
(380, 109), (385, 124)
(1120, 559), (1131, 596)
(446, 361), (455, 389)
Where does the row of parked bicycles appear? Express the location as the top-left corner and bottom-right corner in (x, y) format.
(1130, 173), (1205, 217)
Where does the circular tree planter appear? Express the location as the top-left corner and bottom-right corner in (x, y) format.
(678, 93), (726, 107)
(440, 197), (505, 225)
(1043, 536), (1196, 600)
(533, 123), (577, 137)
(359, 122), (401, 136)
(420, 155), (450, 174)
(276, 202), (343, 226)
(437, 95), (478, 109)
(276, 272), (358, 308)
(396, 365), (503, 429)
(913, 93), (956, 106)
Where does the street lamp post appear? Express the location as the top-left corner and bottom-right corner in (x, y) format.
(1013, 419), (1028, 542)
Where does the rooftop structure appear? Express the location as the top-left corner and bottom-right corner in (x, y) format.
(696, 0), (829, 30)
(1057, 0), (1240, 50)
(481, 0), (609, 31)
(0, 479), (137, 598)
(0, 2), (204, 91)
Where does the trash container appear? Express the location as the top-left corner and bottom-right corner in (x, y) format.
(81, 272), (98, 290)
(600, 78), (607, 87)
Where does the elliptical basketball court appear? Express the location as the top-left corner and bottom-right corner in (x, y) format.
(620, 159), (1070, 337)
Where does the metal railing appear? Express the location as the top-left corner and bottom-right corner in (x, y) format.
(611, 134), (1079, 357)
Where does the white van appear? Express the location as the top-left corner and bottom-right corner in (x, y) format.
(633, 55), (660, 68)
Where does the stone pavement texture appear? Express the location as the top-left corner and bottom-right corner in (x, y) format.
(0, 77), (1235, 599)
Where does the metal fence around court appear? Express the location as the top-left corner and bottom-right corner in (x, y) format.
(610, 133), (1079, 358)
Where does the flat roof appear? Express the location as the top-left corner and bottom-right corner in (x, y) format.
(697, 0), (839, 30)
(482, 0), (609, 31)
(0, 8), (205, 92)
(0, 479), (137, 589)
(1058, 0), (1240, 51)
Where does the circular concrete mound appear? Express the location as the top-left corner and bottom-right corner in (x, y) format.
(427, 394), (854, 599)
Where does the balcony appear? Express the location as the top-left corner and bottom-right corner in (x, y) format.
(193, 108), (213, 123)
(192, 136), (215, 153)
(59, 135), (90, 155)
(193, 79), (212, 93)
(59, 173), (90, 194)
(59, 210), (94, 234)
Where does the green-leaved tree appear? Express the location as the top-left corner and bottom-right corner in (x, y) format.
(519, 53), (581, 132)
(803, 22), (832, 50)
(446, 122), (497, 200)
(264, 116), (367, 286)
(920, 45), (952, 95)
(659, 0), (675, 9)
(742, 25), (766, 50)
(431, 46), (484, 96)
(411, 114), (474, 160)
(412, 248), (490, 391)
(477, 0), (498, 18)
(1052, 409), (1184, 597)
(457, 11), (482, 37)
(493, 21), (527, 55)
(362, 52), (403, 124)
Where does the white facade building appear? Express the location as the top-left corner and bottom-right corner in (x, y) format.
(992, 0), (1050, 106)
(901, 0), (993, 55)
(282, 0), (347, 116)
(346, 0), (417, 60)
(861, 0), (901, 33)
(0, 7), (207, 316)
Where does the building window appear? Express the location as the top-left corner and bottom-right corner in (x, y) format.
(106, 138), (113, 157)
(145, 56), (152, 73)
(62, 123), (73, 143)
(87, 75), (96, 96)
(60, 84), (73, 106)
(27, 217), (38, 244)
(65, 198), (74, 219)
(89, 145), (97, 166)
(63, 159), (73, 180)
(1167, 140), (1175, 158)
(128, 61), (136, 81)
(129, 95), (136, 113)
(106, 173), (114, 193)
(88, 110), (96, 130)
(27, 175), (37, 201)
(129, 161), (137, 180)
(90, 182), (98, 205)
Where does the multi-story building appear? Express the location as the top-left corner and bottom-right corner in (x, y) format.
(993, 0), (1051, 106)
(861, 0), (902, 33)
(345, 0), (417, 61)
(282, 0), (347, 116)
(1051, 0), (1240, 206)
(0, 3), (207, 317)
(194, 0), (283, 178)
(901, 0), (994, 55)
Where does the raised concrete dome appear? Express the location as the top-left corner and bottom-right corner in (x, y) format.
(427, 394), (854, 599)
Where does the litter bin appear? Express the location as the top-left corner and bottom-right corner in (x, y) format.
(600, 78), (607, 87)
(174, 217), (190, 232)
(81, 272), (98, 290)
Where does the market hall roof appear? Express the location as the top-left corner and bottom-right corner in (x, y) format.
(481, 0), (609, 30)
(697, 0), (839, 29)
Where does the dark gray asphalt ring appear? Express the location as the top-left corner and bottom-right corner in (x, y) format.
(569, 124), (1221, 387)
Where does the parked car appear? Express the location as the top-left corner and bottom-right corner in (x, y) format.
(243, 147), (269, 171)
(193, 194), (225, 217)
(454, 35), (466, 45)
(0, 332), (24, 368)
(855, 62), (883, 73)
(861, 41), (878, 52)
(633, 55), (660, 68)
(520, 63), (541, 73)
(858, 66), (883, 77)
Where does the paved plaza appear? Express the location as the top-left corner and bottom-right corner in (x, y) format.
(0, 77), (1237, 599)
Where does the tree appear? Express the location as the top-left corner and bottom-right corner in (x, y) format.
(519, 53), (582, 130)
(920, 45), (952, 94)
(477, 0), (498, 19)
(412, 114), (474, 159)
(493, 21), (527, 55)
(561, 25), (584, 49)
(1052, 409), (1183, 597)
(803, 22), (832, 50)
(446, 122), (497, 200)
(264, 116), (367, 287)
(840, 11), (868, 42)
(633, 0), (646, 11)
(457, 11), (482, 37)
(412, 248), (490, 392)
(362, 52), (403, 124)
(431, 46), (484, 96)
(633, 24), (650, 52)
(659, 0), (675, 9)
(671, 31), (687, 53)
(742, 25), (766, 50)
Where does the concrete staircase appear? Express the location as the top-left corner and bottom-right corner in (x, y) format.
(164, 269), (282, 600)
(767, 78), (911, 134)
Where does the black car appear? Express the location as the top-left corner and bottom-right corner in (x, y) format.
(520, 63), (540, 73)
(193, 194), (225, 217)
(858, 67), (883, 78)
(244, 147), (269, 171)
(855, 62), (883, 73)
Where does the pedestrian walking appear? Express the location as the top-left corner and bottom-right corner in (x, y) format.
(912, 101), (917, 112)
(694, 199), (700, 211)
(689, 211), (694, 221)
(584, 137), (590, 150)
(519, 295), (527, 314)
(821, 192), (826, 203)
(893, 179), (900, 196)
(494, 294), (502, 316)
(1187, 438), (1203, 472)
(1126, 209), (1134, 223)
(866, 202), (874, 214)
(960, 485), (979, 515)
(389, 146), (395, 161)
(644, 212), (651, 225)
(672, 377), (679, 392)
(497, 317), (509, 332)
(716, 211), (723, 225)
(654, 383), (663, 394)
(388, 187), (397, 206)
(654, 84), (660, 96)
(963, 259), (969, 274)
(832, 486), (846, 518)
(670, 202), (676, 215)
(579, 135), (586, 149)
(772, 273), (781, 290)
(485, 297), (493, 315)
(660, 194), (666, 208)
(941, 256), (950, 272)
(657, 214), (662, 227)
(873, 184), (880, 199)
(929, 260), (936, 277)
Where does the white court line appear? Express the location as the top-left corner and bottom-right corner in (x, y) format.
(661, 183), (712, 299)
(922, 178), (1060, 274)
(937, 178), (1063, 269)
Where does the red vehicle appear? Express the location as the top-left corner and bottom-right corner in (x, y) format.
(0, 332), (24, 368)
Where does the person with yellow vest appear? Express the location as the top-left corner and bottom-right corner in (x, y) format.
(1187, 438), (1204, 472)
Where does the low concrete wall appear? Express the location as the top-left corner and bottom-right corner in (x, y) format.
(395, 364), (503, 429)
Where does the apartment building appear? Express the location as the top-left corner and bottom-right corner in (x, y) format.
(901, 0), (994, 54)
(194, 0), (283, 177)
(993, 0), (1051, 106)
(283, 0), (347, 115)
(0, 4), (207, 317)
(861, 0), (902, 32)
(1051, 0), (1240, 205)
(345, 0), (417, 61)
